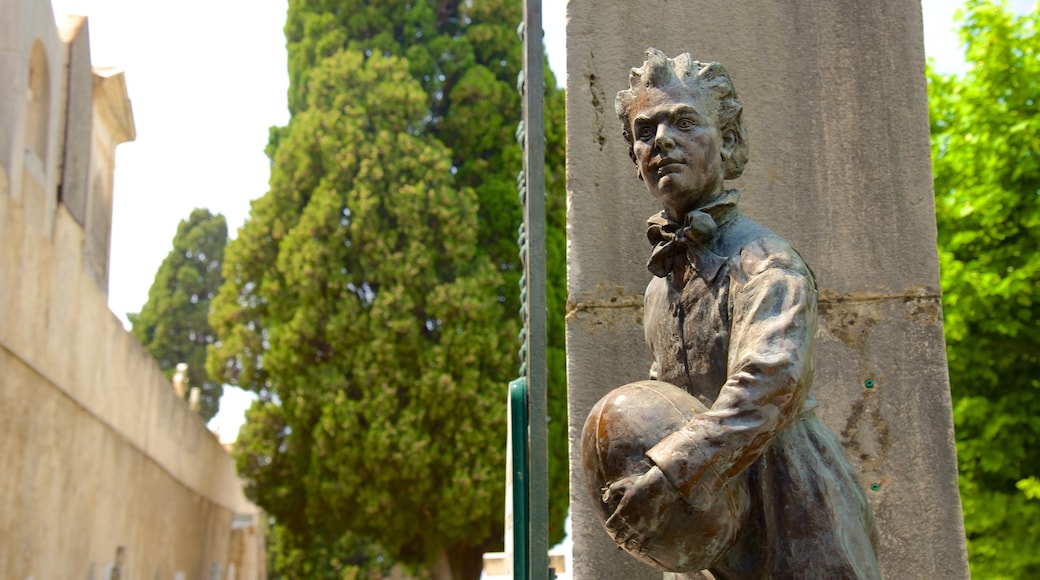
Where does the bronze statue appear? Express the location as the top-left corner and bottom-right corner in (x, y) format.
(581, 49), (881, 579)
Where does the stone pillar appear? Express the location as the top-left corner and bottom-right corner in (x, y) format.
(58, 15), (93, 227)
(84, 66), (135, 291)
(565, 1), (969, 579)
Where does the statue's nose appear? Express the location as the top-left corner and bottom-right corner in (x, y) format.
(655, 125), (676, 150)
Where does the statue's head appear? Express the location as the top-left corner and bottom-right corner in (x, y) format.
(616, 49), (748, 185)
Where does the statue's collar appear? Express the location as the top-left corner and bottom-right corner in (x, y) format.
(657, 189), (741, 229)
(646, 190), (740, 280)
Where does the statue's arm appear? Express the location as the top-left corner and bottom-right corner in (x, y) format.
(646, 238), (817, 509)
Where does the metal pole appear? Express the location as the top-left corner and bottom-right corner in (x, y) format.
(521, 0), (549, 577)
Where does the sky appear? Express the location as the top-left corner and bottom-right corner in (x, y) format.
(46, 0), (1033, 441)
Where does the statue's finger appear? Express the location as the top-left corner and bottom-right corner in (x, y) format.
(609, 521), (631, 544)
(604, 508), (627, 537)
(602, 480), (625, 504)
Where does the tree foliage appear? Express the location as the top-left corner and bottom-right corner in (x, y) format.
(543, 69), (569, 554)
(262, 495), (399, 579)
(209, 1), (567, 576)
(927, 2), (1040, 577)
(129, 208), (227, 421)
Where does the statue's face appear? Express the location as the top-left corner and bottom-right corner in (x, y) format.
(630, 88), (724, 215)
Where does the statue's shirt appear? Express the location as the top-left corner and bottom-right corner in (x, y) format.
(641, 200), (880, 579)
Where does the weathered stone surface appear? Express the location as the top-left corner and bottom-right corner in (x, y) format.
(567, 1), (939, 299)
(0, 2), (263, 577)
(566, 308), (660, 580)
(59, 15), (92, 226)
(814, 294), (963, 577)
(566, 1), (967, 578)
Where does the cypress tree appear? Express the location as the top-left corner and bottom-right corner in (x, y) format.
(130, 208), (227, 421)
(209, 1), (568, 576)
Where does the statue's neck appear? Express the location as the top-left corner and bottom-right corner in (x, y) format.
(662, 189), (741, 225)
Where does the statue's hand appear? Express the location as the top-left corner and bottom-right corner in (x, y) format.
(602, 465), (680, 554)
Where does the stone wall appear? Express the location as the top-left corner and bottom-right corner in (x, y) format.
(0, 2), (263, 577)
(565, 1), (968, 578)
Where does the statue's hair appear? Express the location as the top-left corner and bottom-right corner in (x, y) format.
(615, 48), (748, 180)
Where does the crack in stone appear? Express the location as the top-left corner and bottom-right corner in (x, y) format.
(587, 50), (608, 151)
(817, 286), (941, 305)
(566, 294), (643, 318)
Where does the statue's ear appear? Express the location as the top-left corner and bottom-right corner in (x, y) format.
(720, 123), (748, 180)
(720, 127), (738, 161)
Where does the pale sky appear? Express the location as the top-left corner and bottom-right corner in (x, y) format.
(45, 0), (1032, 439)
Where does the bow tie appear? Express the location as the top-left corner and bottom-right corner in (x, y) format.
(646, 191), (739, 280)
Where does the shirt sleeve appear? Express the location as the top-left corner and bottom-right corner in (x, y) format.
(645, 237), (817, 509)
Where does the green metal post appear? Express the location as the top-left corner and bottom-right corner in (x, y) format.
(510, 378), (530, 580)
(521, 0), (550, 577)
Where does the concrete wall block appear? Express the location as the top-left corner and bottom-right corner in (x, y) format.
(567, 0), (939, 297)
(813, 296), (965, 579)
(21, 0), (65, 211)
(0, 193), (27, 335)
(14, 172), (50, 353)
(0, 51), (21, 180)
(566, 306), (658, 579)
(44, 210), (86, 380)
(0, 0), (19, 52)
(59, 15), (92, 225)
(565, 304), (652, 430)
(0, 0), (64, 207)
(1, 339), (246, 580)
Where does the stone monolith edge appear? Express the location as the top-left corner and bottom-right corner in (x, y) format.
(565, 2), (969, 578)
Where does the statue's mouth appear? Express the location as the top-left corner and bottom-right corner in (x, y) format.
(655, 158), (683, 175)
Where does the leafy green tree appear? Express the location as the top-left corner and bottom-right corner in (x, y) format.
(213, 49), (513, 578)
(129, 208), (227, 421)
(209, 0), (570, 568)
(927, 2), (1040, 577)
(262, 498), (397, 579)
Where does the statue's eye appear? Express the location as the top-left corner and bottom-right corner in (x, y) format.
(637, 125), (655, 141)
(677, 118), (696, 130)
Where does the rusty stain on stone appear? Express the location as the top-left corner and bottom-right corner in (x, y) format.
(587, 60), (608, 151)
(818, 285), (942, 351)
(817, 284), (940, 305)
(841, 389), (892, 471)
(902, 295), (940, 324)
(568, 281), (644, 318)
(819, 302), (882, 353)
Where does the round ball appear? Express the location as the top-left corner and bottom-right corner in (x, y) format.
(581, 380), (748, 573)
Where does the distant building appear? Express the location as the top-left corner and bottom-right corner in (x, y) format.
(0, 1), (263, 577)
